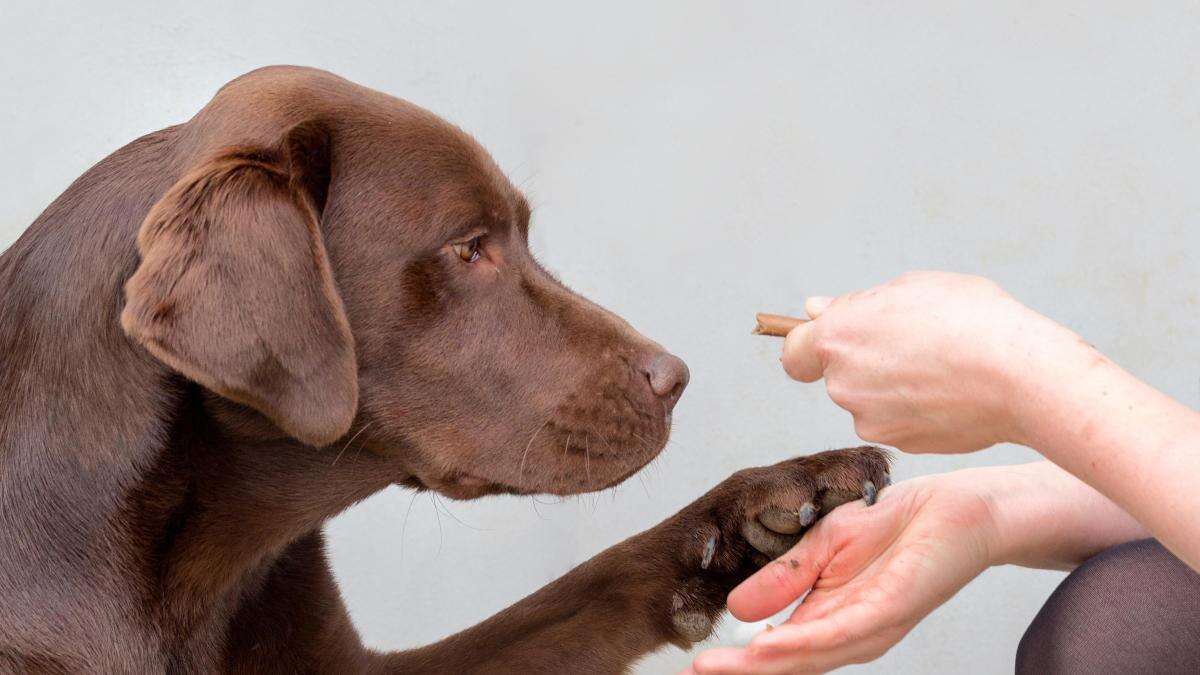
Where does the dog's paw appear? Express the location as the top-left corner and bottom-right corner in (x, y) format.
(662, 446), (891, 645)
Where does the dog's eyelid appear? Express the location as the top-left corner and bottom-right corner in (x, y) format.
(449, 224), (489, 245)
(449, 230), (487, 263)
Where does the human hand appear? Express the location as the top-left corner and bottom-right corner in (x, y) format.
(687, 472), (1000, 674)
(780, 271), (1090, 453)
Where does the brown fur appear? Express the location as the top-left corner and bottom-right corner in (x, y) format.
(0, 66), (889, 674)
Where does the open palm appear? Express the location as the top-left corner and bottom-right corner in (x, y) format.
(690, 475), (998, 674)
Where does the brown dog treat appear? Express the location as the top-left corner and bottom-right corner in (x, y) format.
(752, 312), (806, 337)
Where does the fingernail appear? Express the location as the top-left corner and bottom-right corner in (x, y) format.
(806, 296), (834, 317)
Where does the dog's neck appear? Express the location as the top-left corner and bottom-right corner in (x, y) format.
(122, 395), (401, 636)
(0, 127), (407, 642)
(0, 131), (183, 594)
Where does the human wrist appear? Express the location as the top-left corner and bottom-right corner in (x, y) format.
(967, 463), (1059, 567)
(921, 463), (1069, 569)
(996, 317), (1104, 449)
(970, 460), (1150, 570)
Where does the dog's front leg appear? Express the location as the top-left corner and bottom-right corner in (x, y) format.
(379, 446), (890, 675)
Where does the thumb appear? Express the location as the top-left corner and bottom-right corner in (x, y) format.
(727, 535), (829, 621)
(781, 320), (824, 382)
(805, 295), (835, 319)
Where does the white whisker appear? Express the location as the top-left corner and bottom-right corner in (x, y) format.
(430, 493), (443, 558)
(331, 421), (373, 466)
(529, 496), (547, 520)
(432, 493), (485, 531)
(398, 489), (421, 565)
(519, 418), (552, 480)
(584, 434), (592, 485)
(637, 473), (652, 500)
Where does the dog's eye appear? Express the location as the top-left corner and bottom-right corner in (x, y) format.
(452, 237), (482, 263)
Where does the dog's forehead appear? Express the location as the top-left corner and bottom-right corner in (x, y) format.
(363, 112), (525, 226)
(212, 67), (527, 232)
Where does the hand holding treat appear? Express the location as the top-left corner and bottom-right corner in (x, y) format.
(760, 271), (1087, 454)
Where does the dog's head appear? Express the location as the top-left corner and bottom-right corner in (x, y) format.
(121, 67), (688, 499)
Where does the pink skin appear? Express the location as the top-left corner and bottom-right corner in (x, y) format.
(686, 463), (1146, 674)
(686, 271), (1200, 674)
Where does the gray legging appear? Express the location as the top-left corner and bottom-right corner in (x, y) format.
(1016, 539), (1200, 673)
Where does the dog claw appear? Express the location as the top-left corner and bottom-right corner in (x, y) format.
(798, 502), (818, 527)
(701, 534), (717, 570)
(863, 480), (878, 506)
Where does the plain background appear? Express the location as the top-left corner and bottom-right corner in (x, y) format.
(3, 2), (1198, 672)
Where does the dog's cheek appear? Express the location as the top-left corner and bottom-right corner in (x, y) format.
(397, 254), (455, 323)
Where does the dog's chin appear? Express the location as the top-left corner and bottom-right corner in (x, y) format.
(423, 463), (641, 501)
(406, 411), (674, 501)
(430, 471), (538, 500)
(426, 441), (668, 501)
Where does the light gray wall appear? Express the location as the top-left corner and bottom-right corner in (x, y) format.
(3, 2), (1198, 673)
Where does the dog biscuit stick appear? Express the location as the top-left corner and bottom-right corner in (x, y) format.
(752, 312), (806, 337)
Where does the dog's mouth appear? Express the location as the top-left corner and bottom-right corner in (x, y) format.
(434, 471), (538, 500)
(425, 419), (672, 501)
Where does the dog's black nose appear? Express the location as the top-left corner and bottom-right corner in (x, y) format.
(642, 353), (690, 412)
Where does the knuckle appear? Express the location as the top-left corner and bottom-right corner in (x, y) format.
(824, 621), (856, 649)
(850, 414), (868, 433)
(808, 333), (841, 370)
(782, 328), (826, 382)
(780, 354), (811, 382)
(782, 326), (805, 353)
(852, 418), (884, 443)
(964, 272), (1002, 293)
(824, 380), (853, 407)
(810, 330), (834, 359)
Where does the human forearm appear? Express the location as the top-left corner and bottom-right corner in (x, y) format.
(974, 461), (1148, 570)
(1008, 339), (1200, 570)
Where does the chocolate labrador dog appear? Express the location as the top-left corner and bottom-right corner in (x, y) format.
(0, 66), (889, 674)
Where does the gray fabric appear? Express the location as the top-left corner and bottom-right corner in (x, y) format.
(1017, 539), (1200, 674)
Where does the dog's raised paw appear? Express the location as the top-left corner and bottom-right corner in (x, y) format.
(662, 446), (891, 642)
(721, 446), (889, 568)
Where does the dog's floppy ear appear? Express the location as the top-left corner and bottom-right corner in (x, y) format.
(122, 121), (357, 447)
